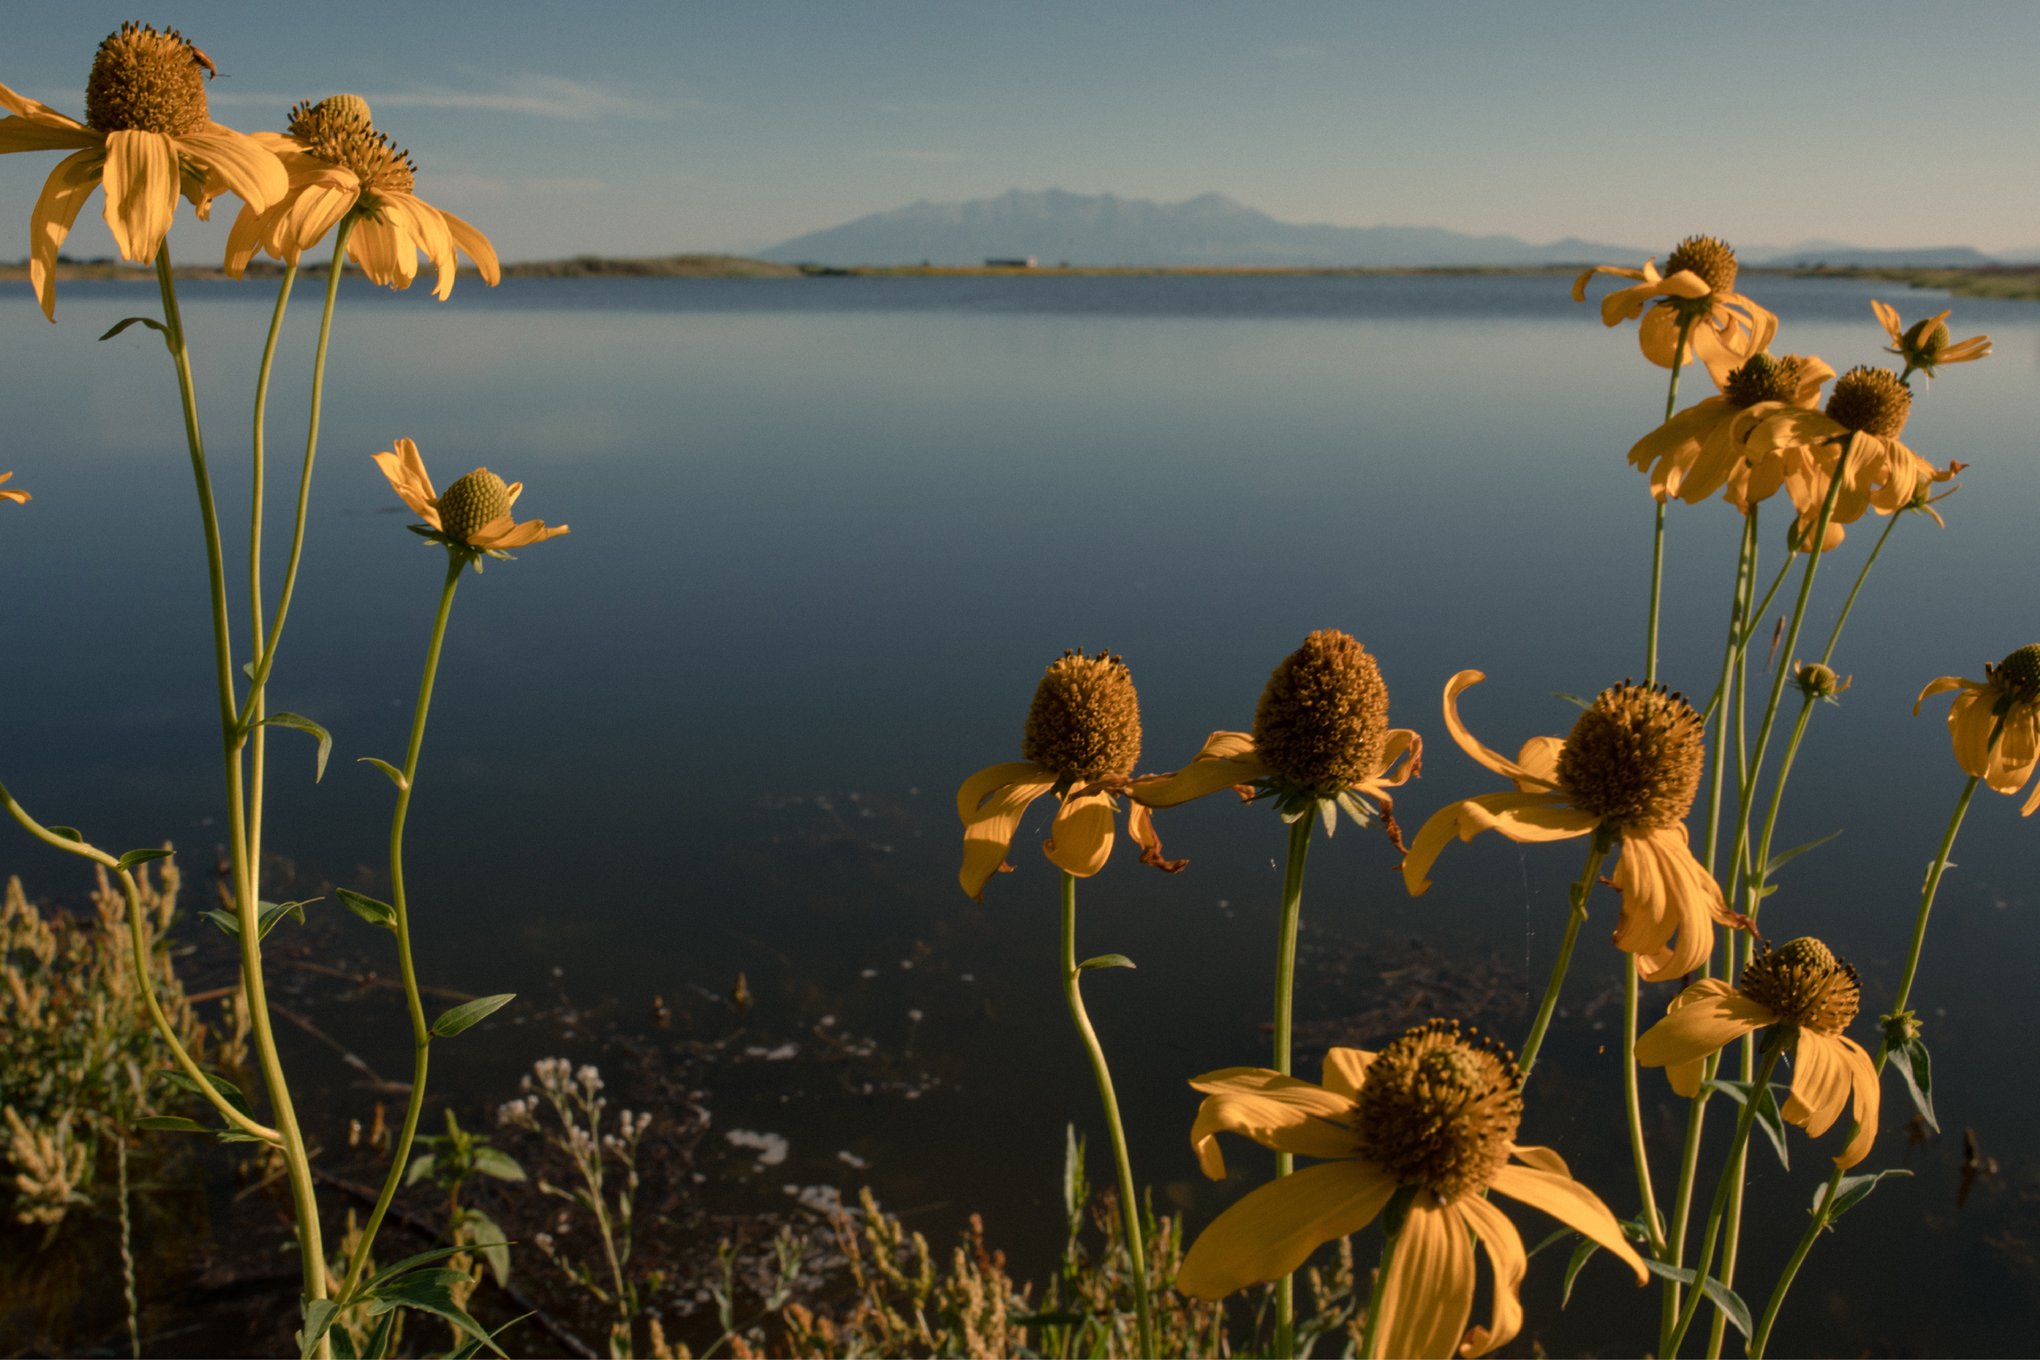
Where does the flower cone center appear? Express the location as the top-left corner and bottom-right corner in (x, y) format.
(1825, 367), (1911, 439)
(1664, 235), (1739, 295)
(437, 468), (512, 543)
(288, 96), (417, 195)
(1741, 937), (1860, 1035)
(1021, 650), (1142, 784)
(85, 22), (210, 135)
(1354, 1021), (1521, 1203)
(1903, 318), (1950, 361)
(1250, 630), (1389, 792)
(1556, 683), (1705, 830)
(1722, 353), (1805, 408)
(1991, 644), (2040, 704)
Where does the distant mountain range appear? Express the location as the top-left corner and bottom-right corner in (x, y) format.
(758, 189), (2017, 269)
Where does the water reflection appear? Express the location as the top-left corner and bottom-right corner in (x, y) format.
(3, 272), (2036, 1353)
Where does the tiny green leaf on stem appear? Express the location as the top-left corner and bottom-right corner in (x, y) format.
(337, 887), (398, 930)
(202, 908), (242, 936)
(262, 711), (333, 782)
(432, 993), (517, 1037)
(1765, 828), (1842, 876)
(255, 898), (318, 940)
(471, 1146), (526, 1182)
(1077, 953), (1136, 971)
(404, 1153), (437, 1187)
(358, 756), (410, 790)
(133, 1114), (209, 1133)
(1640, 1260), (1753, 1337)
(298, 1297), (340, 1360)
(117, 847), (173, 871)
(1704, 1078), (1790, 1170)
(99, 315), (169, 342)
(47, 826), (83, 843)
(460, 1210), (513, 1286)
(1893, 1035), (1938, 1131)
(365, 1273), (504, 1356)
(1560, 1237), (1600, 1307)
(1816, 1167), (1911, 1223)
(156, 1067), (254, 1120)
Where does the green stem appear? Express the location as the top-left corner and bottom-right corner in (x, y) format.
(336, 550), (467, 1310)
(1644, 320), (1693, 687)
(1663, 1040), (1784, 1357)
(1057, 870), (1153, 1358)
(1518, 840), (1605, 1075)
(1623, 965), (1666, 1254)
(1749, 755), (1991, 1356)
(0, 781), (280, 1141)
(1817, 506), (1903, 669)
(153, 246), (327, 1330)
(245, 262), (297, 908)
(1271, 813), (1312, 1357)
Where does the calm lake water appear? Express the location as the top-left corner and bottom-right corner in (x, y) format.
(4, 271), (2036, 1354)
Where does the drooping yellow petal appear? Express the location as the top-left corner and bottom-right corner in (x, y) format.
(1186, 1067), (1358, 1178)
(1453, 790), (1599, 843)
(1511, 735), (1565, 788)
(1507, 1144), (1570, 1177)
(372, 438), (442, 523)
(1635, 979), (1774, 1097)
(99, 130), (179, 262)
(1440, 671), (1550, 785)
(956, 766), (1055, 900)
(1871, 299), (1903, 344)
(442, 206), (501, 286)
(0, 472), (28, 505)
(1611, 826), (1728, 982)
(1487, 1163), (1649, 1283)
(28, 148), (104, 321)
(1128, 731), (1269, 808)
(175, 126), (288, 215)
(1176, 1159), (1397, 1301)
(1321, 1047), (1375, 1100)
(1781, 1028), (1851, 1138)
(1369, 1199), (1475, 1360)
(1832, 1034), (1881, 1170)
(1121, 798), (1187, 874)
(1366, 727), (1423, 788)
(1454, 1192), (1526, 1357)
(1043, 787), (1116, 877)
(469, 514), (570, 550)
(1571, 262), (1647, 305)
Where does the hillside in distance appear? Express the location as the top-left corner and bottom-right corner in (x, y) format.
(758, 189), (2009, 269)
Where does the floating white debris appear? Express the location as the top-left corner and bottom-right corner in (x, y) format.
(786, 1184), (845, 1213)
(727, 1129), (789, 1166)
(860, 968), (879, 980)
(819, 1014), (836, 1027)
(899, 959), (914, 970)
(960, 973), (976, 983)
(907, 1009), (924, 1023)
(837, 1149), (870, 1171)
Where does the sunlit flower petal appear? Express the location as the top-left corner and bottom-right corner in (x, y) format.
(1369, 1200), (1476, 1360)
(1176, 1159), (1397, 1301)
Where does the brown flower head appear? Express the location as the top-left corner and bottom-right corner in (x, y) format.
(1022, 649), (1143, 784)
(1251, 629), (1390, 793)
(1555, 683), (1706, 831)
(1353, 1020), (1522, 1203)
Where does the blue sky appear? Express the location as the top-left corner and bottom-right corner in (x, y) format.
(1, 1), (2034, 263)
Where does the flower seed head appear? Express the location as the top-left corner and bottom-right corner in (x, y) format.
(1354, 1020), (1522, 1203)
(289, 95), (417, 194)
(1794, 662), (1846, 700)
(1740, 937), (1861, 1035)
(1664, 235), (1739, 295)
(1021, 650), (1142, 784)
(1722, 353), (1807, 408)
(1557, 683), (1706, 830)
(1824, 366), (1911, 439)
(85, 22), (210, 136)
(437, 468), (512, 544)
(1989, 644), (2040, 705)
(1251, 630), (1390, 792)
(1902, 316), (1949, 363)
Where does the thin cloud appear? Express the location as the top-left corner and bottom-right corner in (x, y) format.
(1268, 43), (1328, 63)
(872, 148), (965, 163)
(213, 74), (682, 121)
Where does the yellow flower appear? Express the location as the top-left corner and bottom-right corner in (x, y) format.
(1130, 630), (1421, 845)
(957, 649), (1185, 901)
(0, 472), (26, 505)
(1573, 235), (1778, 384)
(1636, 937), (1880, 1169)
(1627, 352), (1833, 508)
(1915, 644), (2040, 815)
(1177, 1022), (1646, 1358)
(1748, 366), (1961, 552)
(1872, 299), (1990, 375)
(0, 23), (286, 320)
(225, 94), (497, 300)
(373, 438), (568, 557)
(1404, 673), (1741, 981)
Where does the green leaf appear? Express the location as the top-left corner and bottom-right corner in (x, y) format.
(1559, 1236), (1599, 1307)
(360, 1309), (398, 1360)
(217, 1129), (271, 1144)
(432, 993), (516, 1038)
(358, 756), (409, 791)
(461, 1210), (512, 1286)
(257, 898), (317, 940)
(47, 826), (83, 843)
(1062, 1123), (1082, 1224)
(1553, 691), (1592, 709)
(337, 887), (397, 931)
(117, 847), (173, 872)
(1316, 795), (1338, 837)
(1816, 1167), (1911, 1224)
(404, 1153), (438, 1187)
(355, 1244), (482, 1301)
(99, 315), (169, 342)
(262, 711), (333, 782)
(366, 1273), (503, 1356)
(1704, 1079), (1789, 1171)
(1892, 1034), (1938, 1132)
(156, 1067), (254, 1120)
(1334, 788), (1376, 829)
(1524, 1225), (1573, 1261)
(471, 1146), (526, 1182)
(447, 1315), (531, 1360)
(1640, 1260), (1753, 1338)
(1765, 828), (1842, 877)
(1077, 953), (1136, 972)
(299, 1297), (340, 1360)
(202, 909), (242, 936)
(133, 1114), (209, 1133)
